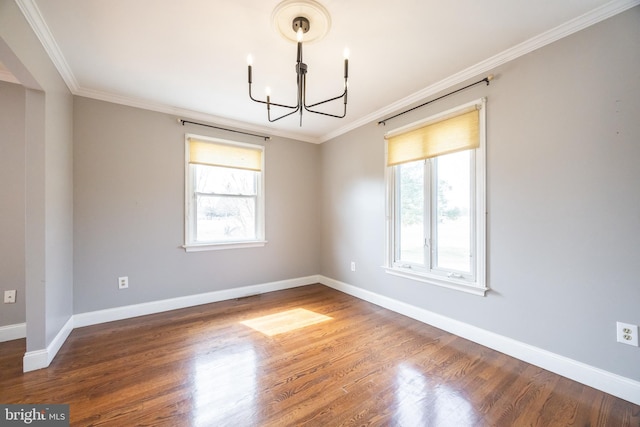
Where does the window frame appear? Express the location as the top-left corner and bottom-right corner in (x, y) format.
(183, 134), (266, 252)
(384, 98), (487, 295)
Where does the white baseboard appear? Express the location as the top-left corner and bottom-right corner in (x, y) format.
(74, 275), (319, 328)
(318, 275), (640, 406)
(22, 349), (48, 372)
(0, 322), (26, 342)
(17, 275), (639, 405)
(15, 277), (314, 373)
(22, 276), (319, 372)
(23, 316), (73, 372)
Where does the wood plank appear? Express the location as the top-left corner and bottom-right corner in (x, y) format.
(0, 284), (637, 426)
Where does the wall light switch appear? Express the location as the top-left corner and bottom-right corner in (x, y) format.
(4, 290), (17, 304)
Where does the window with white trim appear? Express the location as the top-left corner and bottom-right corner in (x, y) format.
(385, 99), (487, 295)
(184, 134), (265, 251)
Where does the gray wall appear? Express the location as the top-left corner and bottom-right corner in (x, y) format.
(0, 0), (74, 351)
(320, 7), (640, 381)
(0, 81), (26, 326)
(73, 97), (320, 313)
(3, 0), (637, 386)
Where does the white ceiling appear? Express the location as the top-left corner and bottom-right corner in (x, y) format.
(7, 0), (638, 142)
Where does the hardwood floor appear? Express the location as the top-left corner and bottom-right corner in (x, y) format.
(1, 284), (638, 426)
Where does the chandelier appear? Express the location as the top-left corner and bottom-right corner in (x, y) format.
(247, 12), (349, 127)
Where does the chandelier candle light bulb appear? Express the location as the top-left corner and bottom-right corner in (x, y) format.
(344, 48), (349, 79)
(297, 33), (303, 62)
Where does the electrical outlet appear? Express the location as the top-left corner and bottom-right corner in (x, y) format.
(350, 261), (356, 272)
(118, 276), (129, 289)
(4, 290), (16, 304)
(616, 322), (639, 346)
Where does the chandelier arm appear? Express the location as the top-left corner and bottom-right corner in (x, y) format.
(249, 84), (298, 109)
(304, 103), (347, 118)
(268, 105), (301, 123)
(304, 88), (347, 109)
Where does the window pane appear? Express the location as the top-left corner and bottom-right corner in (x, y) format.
(434, 151), (472, 273)
(196, 195), (256, 242)
(194, 164), (257, 195)
(398, 161), (425, 264)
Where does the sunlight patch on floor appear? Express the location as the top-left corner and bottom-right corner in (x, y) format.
(241, 308), (332, 336)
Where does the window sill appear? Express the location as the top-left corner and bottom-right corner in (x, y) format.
(183, 240), (267, 252)
(384, 266), (488, 296)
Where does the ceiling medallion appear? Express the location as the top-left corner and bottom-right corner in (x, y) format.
(271, 0), (331, 43)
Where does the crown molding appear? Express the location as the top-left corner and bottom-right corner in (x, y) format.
(17, 0), (639, 144)
(319, 0), (640, 142)
(15, 0), (79, 92)
(15, 0), (320, 142)
(75, 87), (321, 144)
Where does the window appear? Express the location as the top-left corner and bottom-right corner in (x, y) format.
(184, 134), (265, 251)
(385, 99), (487, 295)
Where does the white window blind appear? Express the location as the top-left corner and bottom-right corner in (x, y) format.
(188, 138), (262, 171)
(386, 106), (480, 167)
